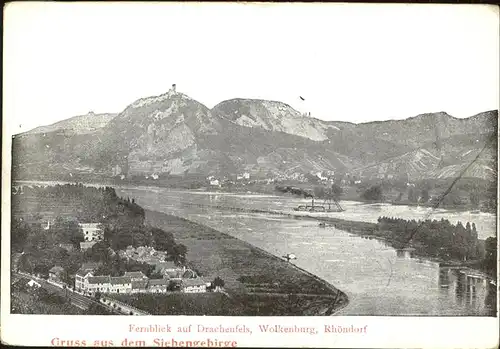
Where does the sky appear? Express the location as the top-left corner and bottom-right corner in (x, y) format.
(3, 2), (499, 135)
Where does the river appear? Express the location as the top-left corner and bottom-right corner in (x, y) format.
(113, 186), (497, 316)
(13, 181), (497, 315)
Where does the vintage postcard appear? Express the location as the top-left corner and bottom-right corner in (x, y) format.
(1, 2), (499, 348)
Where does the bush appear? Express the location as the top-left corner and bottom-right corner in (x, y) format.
(361, 185), (383, 201)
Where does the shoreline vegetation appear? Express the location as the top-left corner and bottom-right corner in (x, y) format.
(13, 173), (497, 214)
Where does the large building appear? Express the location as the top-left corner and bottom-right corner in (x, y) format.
(75, 263), (100, 291)
(79, 223), (103, 242)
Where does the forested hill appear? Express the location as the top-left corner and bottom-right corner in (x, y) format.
(12, 183), (187, 281)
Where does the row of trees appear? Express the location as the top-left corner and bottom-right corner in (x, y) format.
(13, 184), (145, 223)
(377, 216), (480, 261)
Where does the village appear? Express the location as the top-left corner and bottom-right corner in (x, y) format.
(33, 221), (212, 296)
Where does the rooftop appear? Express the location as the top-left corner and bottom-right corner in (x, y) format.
(49, 266), (65, 273)
(131, 280), (148, 289)
(124, 271), (147, 279)
(81, 262), (100, 271)
(110, 276), (132, 285)
(88, 276), (110, 284)
(76, 269), (93, 277)
(181, 278), (206, 287)
(165, 270), (183, 278)
(182, 269), (197, 279)
(148, 279), (170, 286)
(79, 223), (101, 228)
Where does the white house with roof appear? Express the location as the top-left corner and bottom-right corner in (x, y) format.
(75, 263), (100, 291)
(27, 279), (41, 288)
(85, 276), (111, 294)
(181, 278), (207, 293)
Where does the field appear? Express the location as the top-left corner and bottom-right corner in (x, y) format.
(113, 293), (243, 315)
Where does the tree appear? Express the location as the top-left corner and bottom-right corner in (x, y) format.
(172, 244), (187, 265)
(408, 188), (418, 203)
(361, 185), (383, 201)
(212, 276), (225, 288)
(313, 186), (326, 199)
(420, 189), (430, 203)
(395, 192), (403, 202)
(469, 191), (480, 207)
(329, 184), (343, 199)
(483, 237), (497, 277)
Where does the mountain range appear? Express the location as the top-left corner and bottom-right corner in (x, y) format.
(12, 86), (498, 183)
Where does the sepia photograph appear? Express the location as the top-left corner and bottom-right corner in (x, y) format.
(2, 2), (499, 347)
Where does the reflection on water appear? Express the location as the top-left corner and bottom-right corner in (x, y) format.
(445, 270), (497, 315)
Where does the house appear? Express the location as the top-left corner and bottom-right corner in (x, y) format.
(81, 262), (101, 271)
(59, 243), (74, 252)
(85, 276), (111, 295)
(181, 278), (207, 293)
(79, 223), (103, 242)
(182, 269), (198, 279)
(210, 179), (220, 187)
(237, 172), (250, 180)
(110, 276), (132, 294)
(49, 266), (65, 283)
(148, 279), (170, 293)
(123, 271), (148, 281)
(165, 270), (184, 280)
(27, 279), (41, 289)
(81, 273), (133, 295)
(80, 241), (97, 251)
(75, 263), (100, 291)
(158, 261), (182, 273)
(131, 280), (149, 294)
(75, 269), (94, 291)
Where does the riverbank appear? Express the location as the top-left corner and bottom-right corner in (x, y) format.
(13, 177), (495, 214)
(143, 209), (348, 316)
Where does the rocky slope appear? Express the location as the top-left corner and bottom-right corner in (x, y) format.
(212, 98), (340, 141)
(23, 111), (117, 135)
(12, 88), (498, 182)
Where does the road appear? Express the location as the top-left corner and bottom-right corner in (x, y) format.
(15, 272), (120, 313)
